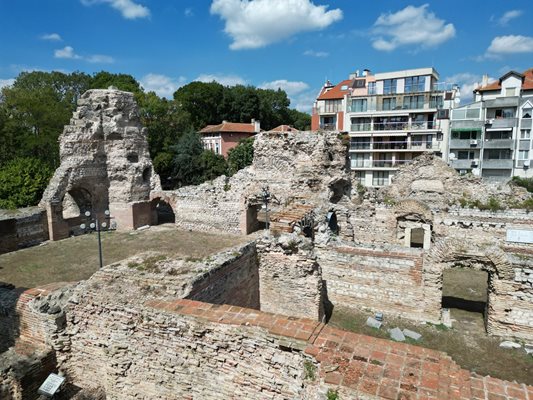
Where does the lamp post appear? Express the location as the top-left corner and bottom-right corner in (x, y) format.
(80, 210), (111, 269)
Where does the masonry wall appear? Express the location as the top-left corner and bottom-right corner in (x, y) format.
(0, 208), (49, 254)
(316, 243), (428, 321)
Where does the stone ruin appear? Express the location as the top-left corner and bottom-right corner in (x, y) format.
(1, 89), (533, 399)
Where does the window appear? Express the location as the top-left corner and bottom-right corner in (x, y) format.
(341, 85), (348, 90)
(351, 99), (367, 112)
(405, 76), (425, 93)
(382, 97), (397, 111)
(523, 108), (532, 119)
(451, 130), (480, 140)
(368, 82), (376, 95)
(466, 108), (480, 119)
(486, 131), (511, 140)
(430, 95), (443, 109)
(350, 137), (371, 149)
(484, 149), (511, 160)
(458, 151), (475, 160)
(506, 87), (516, 97)
(353, 171), (364, 184)
(215, 143), (220, 154)
(351, 153), (370, 168)
(404, 95), (425, 109)
(351, 117), (371, 131)
(354, 79), (365, 88)
(383, 79), (397, 94)
(324, 99), (342, 113)
(373, 171), (389, 186)
(520, 129), (531, 139)
(495, 108), (514, 118)
(518, 150), (529, 160)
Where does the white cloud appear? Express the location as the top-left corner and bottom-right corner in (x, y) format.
(371, 4), (455, 51)
(81, 0), (150, 20)
(445, 73), (495, 101)
(54, 46), (82, 59)
(54, 46), (114, 63)
(210, 0), (343, 50)
(140, 74), (187, 98)
(260, 79), (309, 96)
(184, 7), (194, 17)
(487, 35), (533, 55)
(86, 54), (115, 63)
(195, 74), (246, 86)
(0, 78), (15, 90)
(40, 33), (62, 41)
(303, 50), (329, 58)
(497, 10), (522, 26)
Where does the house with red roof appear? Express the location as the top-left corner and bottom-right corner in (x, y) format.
(311, 78), (354, 131)
(199, 119), (260, 158)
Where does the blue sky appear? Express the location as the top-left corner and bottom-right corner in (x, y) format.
(1, 0), (532, 112)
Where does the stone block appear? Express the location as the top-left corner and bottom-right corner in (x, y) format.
(402, 329), (422, 341)
(389, 327), (405, 342)
(366, 317), (382, 330)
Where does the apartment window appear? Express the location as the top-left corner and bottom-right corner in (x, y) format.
(350, 137), (371, 149)
(215, 143), (220, 155)
(351, 117), (371, 131)
(382, 97), (397, 111)
(495, 108), (514, 118)
(518, 150), (529, 160)
(353, 171), (364, 184)
(466, 108), (480, 119)
(383, 79), (397, 95)
(373, 171), (389, 186)
(451, 130), (480, 140)
(324, 99), (342, 113)
(430, 95), (443, 109)
(486, 131), (511, 140)
(404, 95), (425, 109)
(523, 108), (532, 118)
(351, 99), (367, 112)
(405, 76), (425, 93)
(506, 87), (516, 96)
(354, 79), (365, 88)
(520, 129), (531, 139)
(458, 151), (475, 160)
(368, 82), (376, 95)
(351, 153), (369, 168)
(484, 149), (511, 160)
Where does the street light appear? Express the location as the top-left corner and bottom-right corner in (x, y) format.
(80, 210), (111, 269)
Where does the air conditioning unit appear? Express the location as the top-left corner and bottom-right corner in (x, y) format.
(471, 159), (479, 166)
(470, 139), (478, 146)
(524, 160), (530, 168)
(485, 119), (494, 124)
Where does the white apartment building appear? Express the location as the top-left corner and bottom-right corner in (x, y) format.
(449, 69), (533, 180)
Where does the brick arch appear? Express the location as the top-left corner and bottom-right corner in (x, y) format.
(393, 199), (433, 223)
(150, 192), (178, 225)
(423, 237), (513, 335)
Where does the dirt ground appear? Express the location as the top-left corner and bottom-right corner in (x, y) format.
(0, 225), (247, 289)
(329, 268), (533, 385)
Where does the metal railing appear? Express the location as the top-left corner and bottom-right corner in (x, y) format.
(350, 141), (440, 151)
(350, 159), (415, 168)
(350, 121), (436, 131)
(319, 123), (336, 130)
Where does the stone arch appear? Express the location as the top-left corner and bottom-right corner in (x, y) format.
(394, 200), (433, 249)
(62, 187), (93, 220)
(150, 195), (176, 225)
(424, 238), (513, 335)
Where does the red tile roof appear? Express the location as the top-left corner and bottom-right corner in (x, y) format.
(199, 121), (257, 134)
(317, 79), (352, 100)
(475, 68), (533, 92)
(270, 125), (299, 133)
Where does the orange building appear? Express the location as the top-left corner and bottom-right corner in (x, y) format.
(199, 119), (260, 157)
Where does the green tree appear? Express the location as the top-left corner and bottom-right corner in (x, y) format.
(199, 150), (228, 181)
(257, 88), (290, 130)
(173, 81), (224, 130)
(288, 108), (311, 131)
(219, 85), (261, 124)
(0, 157), (53, 208)
(170, 131), (205, 187)
(227, 137), (254, 175)
(90, 71), (142, 93)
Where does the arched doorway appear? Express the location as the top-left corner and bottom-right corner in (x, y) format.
(62, 187), (92, 219)
(151, 198), (176, 225)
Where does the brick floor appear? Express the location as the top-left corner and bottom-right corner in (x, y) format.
(148, 299), (533, 400)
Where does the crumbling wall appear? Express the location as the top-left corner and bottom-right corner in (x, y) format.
(256, 234), (324, 321)
(316, 242), (427, 321)
(0, 208), (49, 254)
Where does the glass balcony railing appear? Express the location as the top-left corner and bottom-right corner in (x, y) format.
(350, 141), (441, 151)
(350, 159), (414, 168)
(350, 121), (436, 131)
(319, 123), (336, 130)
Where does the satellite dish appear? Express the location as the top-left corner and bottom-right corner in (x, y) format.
(449, 153), (456, 160)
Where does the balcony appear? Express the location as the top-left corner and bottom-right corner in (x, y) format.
(449, 139), (480, 149)
(319, 123), (336, 131)
(520, 119), (532, 129)
(350, 159), (413, 169)
(482, 159), (513, 169)
(450, 120), (484, 129)
(349, 141), (441, 151)
(483, 139), (514, 149)
(486, 118), (517, 129)
(450, 159), (476, 170)
(350, 121), (437, 132)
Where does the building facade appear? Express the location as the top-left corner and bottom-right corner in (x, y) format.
(199, 120), (260, 158)
(313, 68), (458, 186)
(449, 69), (533, 180)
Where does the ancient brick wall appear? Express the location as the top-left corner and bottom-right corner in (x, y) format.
(257, 235), (324, 321)
(316, 243), (428, 321)
(0, 208), (49, 254)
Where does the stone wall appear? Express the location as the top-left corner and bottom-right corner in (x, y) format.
(257, 234), (324, 321)
(0, 208), (48, 254)
(316, 242), (427, 321)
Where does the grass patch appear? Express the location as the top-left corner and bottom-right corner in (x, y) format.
(326, 389), (339, 400)
(303, 360), (316, 381)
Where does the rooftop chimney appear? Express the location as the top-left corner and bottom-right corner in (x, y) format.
(362, 69), (370, 77)
(482, 74), (489, 87)
(252, 119), (260, 132)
